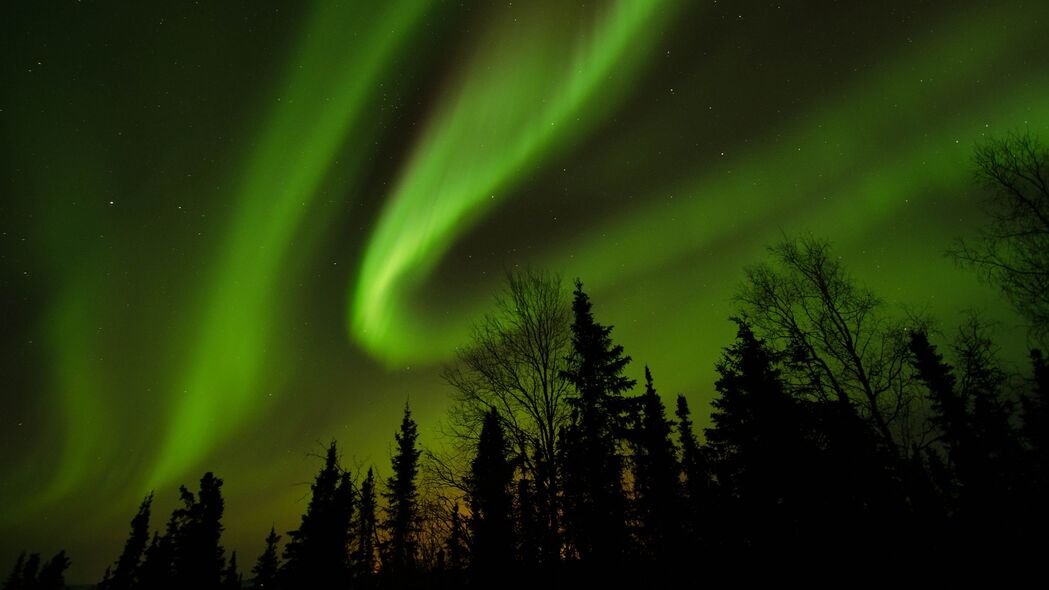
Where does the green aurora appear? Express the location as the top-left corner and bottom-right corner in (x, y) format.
(2, 0), (1048, 581)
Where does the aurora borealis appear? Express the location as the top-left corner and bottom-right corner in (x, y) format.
(2, 0), (1048, 581)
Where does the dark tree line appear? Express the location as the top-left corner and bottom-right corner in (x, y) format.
(6, 132), (1049, 588)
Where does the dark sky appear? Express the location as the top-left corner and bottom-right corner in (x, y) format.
(2, 0), (1047, 582)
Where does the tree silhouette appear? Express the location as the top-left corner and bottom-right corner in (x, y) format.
(950, 131), (1049, 342)
(513, 478), (541, 568)
(221, 551), (241, 590)
(442, 269), (571, 563)
(136, 532), (173, 590)
(674, 395), (713, 548)
(910, 319), (1026, 556)
(170, 472), (227, 590)
(560, 279), (635, 565)
(704, 319), (829, 553)
(629, 367), (683, 563)
(382, 404), (423, 576)
(251, 527), (281, 590)
(468, 408), (515, 578)
(281, 441), (352, 589)
(735, 235), (915, 453)
(1023, 349), (1049, 475)
(353, 468), (378, 582)
(3, 551), (70, 590)
(443, 502), (468, 572)
(2, 553), (31, 590)
(100, 492), (153, 590)
(35, 552), (69, 590)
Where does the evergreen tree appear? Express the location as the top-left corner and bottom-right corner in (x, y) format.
(2, 552), (26, 590)
(630, 367), (682, 562)
(136, 532), (172, 590)
(170, 472), (227, 590)
(910, 331), (966, 461)
(468, 408), (515, 577)
(251, 528), (281, 590)
(560, 280), (635, 564)
(382, 404), (423, 576)
(444, 503), (468, 572)
(354, 468), (378, 581)
(221, 551), (241, 590)
(174, 476), (223, 588)
(912, 323), (1021, 512)
(514, 479), (541, 568)
(281, 441), (352, 589)
(19, 555), (38, 590)
(704, 320), (818, 552)
(36, 551), (70, 590)
(675, 395), (712, 545)
(1023, 349), (1049, 475)
(102, 492), (153, 590)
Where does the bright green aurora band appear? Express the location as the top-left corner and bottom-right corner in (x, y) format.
(2, 0), (1048, 581)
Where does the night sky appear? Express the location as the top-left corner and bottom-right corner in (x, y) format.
(3, 0), (1048, 582)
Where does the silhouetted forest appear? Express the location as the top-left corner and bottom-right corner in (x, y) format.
(5, 134), (1049, 588)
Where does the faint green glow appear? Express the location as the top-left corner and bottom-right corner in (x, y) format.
(351, 0), (680, 363)
(146, 0), (429, 487)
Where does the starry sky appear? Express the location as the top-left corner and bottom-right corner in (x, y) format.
(2, 0), (1048, 582)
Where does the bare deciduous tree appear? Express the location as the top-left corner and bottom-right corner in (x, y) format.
(440, 268), (572, 562)
(950, 131), (1049, 343)
(735, 235), (919, 452)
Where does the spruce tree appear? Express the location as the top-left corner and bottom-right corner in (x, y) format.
(221, 551), (241, 590)
(3, 552), (26, 590)
(170, 472), (227, 590)
(1023, 350), (1049, 475)
(354, 468), (378, 581)
(382, 404), (422, 576)
(19, 554), (38, 590)
(560, 280), (635, 564)
(705, 320), (812, 551)
(251, 527), (281, 590)
(444, 503), (468, 571)
(136, 532), (173, 590)
(468, 408), (515, 577)
(281, 441), (352, 589)
(103, 492), (153, 590)
(514, 478), (541, 568)
(675, 395), (712, 546)
(912, 324), (1022, 518)
(631, 367), (683, 562)
(38, 551), (70, 590)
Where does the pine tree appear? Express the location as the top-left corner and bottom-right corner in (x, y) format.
(514, 478), (541, 568)
(382, 404), (422, 576)
(3, 552), (26, 590)
(560, 280), (635, 564)
(1023, 349), (1049, 475)
(281, 441), (352, 589)
(910, 331), (966, 461)
(444, 503), (468, 571)
(468, 408), (515, 577)
(354, 468), (378, 581)
(631, 367), (683, 562)
(103, 492), (153, 590)
(170, 473), (227, 590)
(221, 551), (241, 590)
(251, 527), (281, 590)
(18, 554), (38, 590)
(136, 532), (172, 590)
(675, 395), (712, 546)
(705, 320), (813, 551)
(912, 323), (1022, 516)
